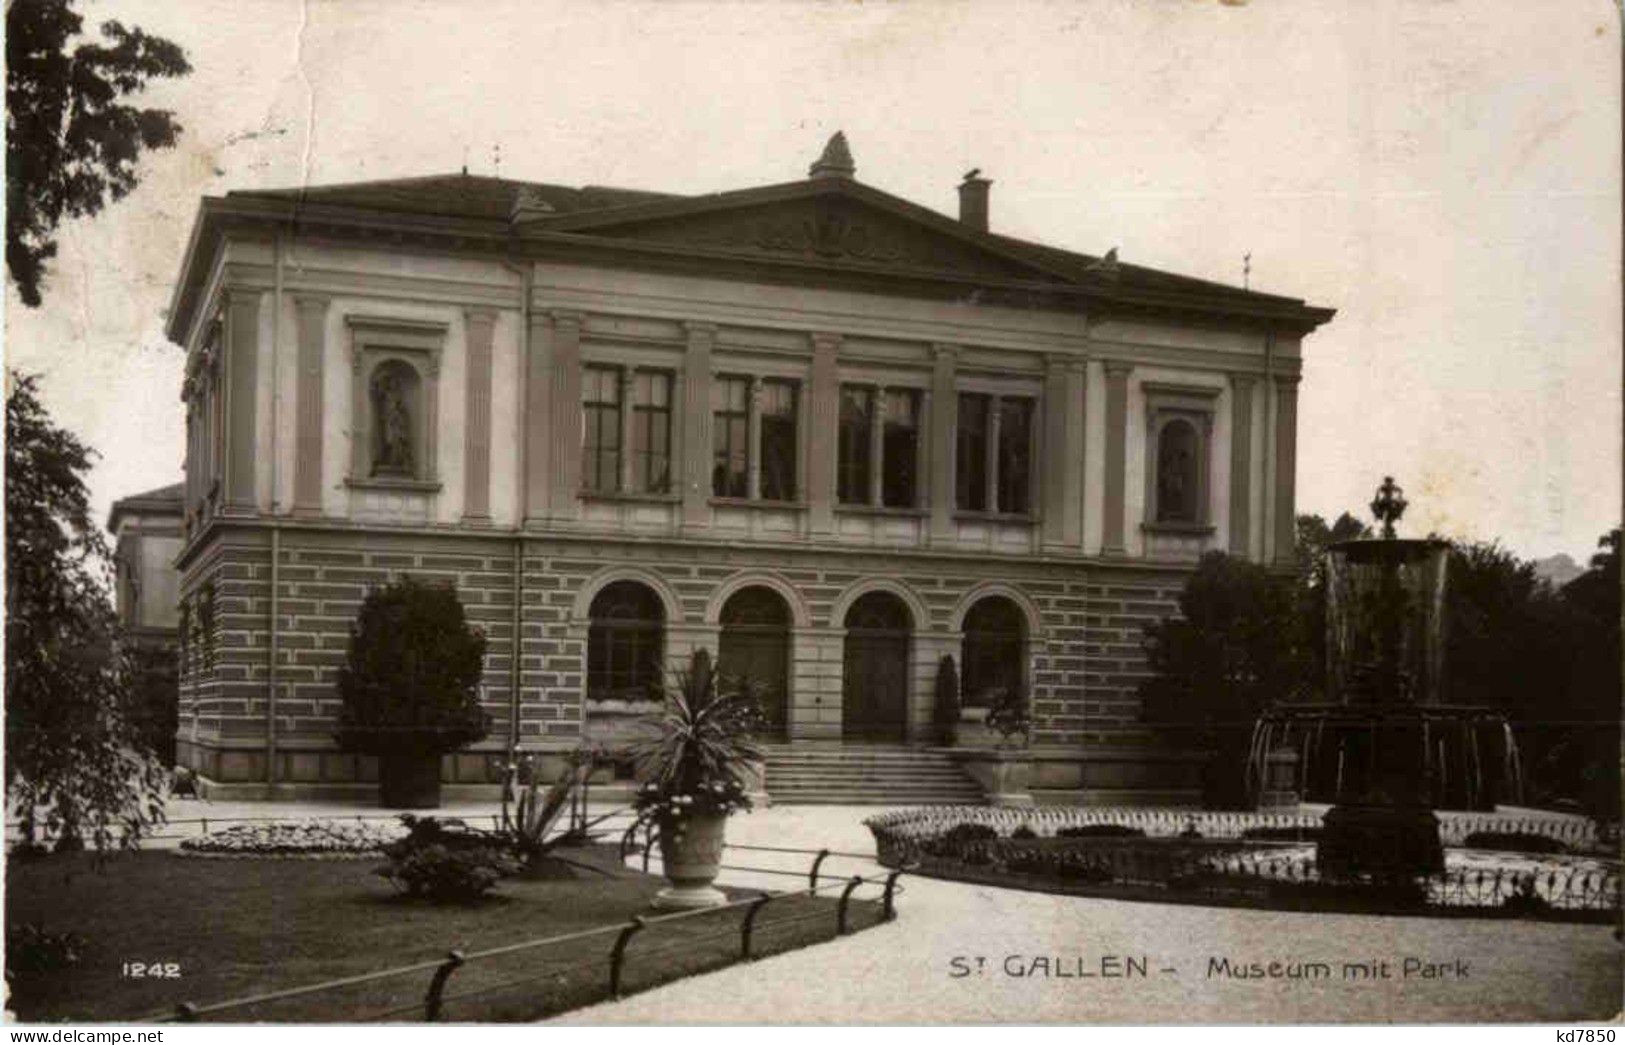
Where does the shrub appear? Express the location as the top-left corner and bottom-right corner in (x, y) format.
(984, 688), (1031, 747)
(376, 843), (518, 903)
(1461, 830), (1567, 855)
(1010, 824), (1038, 840)
(334, 578), (489, 760)
(1056, 824), (1146, 839)
(933, 655), (960, 740)
(923, 822), (998, 857)
(5, 924), (85, 975)
(179, 820), (395, 857)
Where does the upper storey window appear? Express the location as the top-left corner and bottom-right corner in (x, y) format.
(583, 366), (674, 496)
(714, 375), (800, 502)
(759, 379), (798, 502)
(713, 376), (750, 498)
(582, 365), (622, 493)
(839, 384), (921, 509)
(956, 392), (1034, 515)
(1141, 382), (1219, 531)
(631, 371), (672, 494)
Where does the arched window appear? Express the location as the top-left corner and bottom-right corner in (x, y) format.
(370, 361), (422, 478)
(587, 581), (665, 701)
(719, 587), (792, 736)
(1155, 418), (1200, 524)
(961, 596), (1025, 707)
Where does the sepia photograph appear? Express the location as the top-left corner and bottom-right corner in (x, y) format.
(3, 0), (1621, 1029)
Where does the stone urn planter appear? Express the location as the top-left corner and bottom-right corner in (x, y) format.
(654, 810), (730, 910)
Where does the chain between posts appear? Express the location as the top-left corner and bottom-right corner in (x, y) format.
(422, 950), (465, 1021)
(608, 917), (647, 998)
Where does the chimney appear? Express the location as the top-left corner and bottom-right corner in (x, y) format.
(957, 170), (991, 232)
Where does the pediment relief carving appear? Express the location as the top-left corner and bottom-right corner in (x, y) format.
(587, 198), (1055, 283)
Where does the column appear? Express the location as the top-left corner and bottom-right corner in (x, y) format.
(1101, 361), (1133, 556)
(223, 288), (263, 513)
(1228, 373), (1257, 558)
(617, 368), (635, 494)
(523, 311), (554, 524)
(928, 345), (957, 540)
(548, 310), (583, 519)
(1062, 360), (1087, 544)
(866, 384), (884, 506)
(680, 322), (715, 528)
(1042, 355), (1069, 545)
(463, 307), (497, 521)
(292, 295), (329, 516)
(1272, 372), (1300, 567)
(746, 376), (763, 501)
(807, 332), (840, 535)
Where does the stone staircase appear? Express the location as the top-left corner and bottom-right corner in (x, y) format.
(764, 745), (986, 805)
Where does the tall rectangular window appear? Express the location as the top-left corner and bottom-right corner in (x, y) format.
(997, 397), (1034, 514)
(712, 376), (749, 498)
(582, 365), (621, 493)
(760, 379), (798, 501)
(956, 393), (989, 511)
(631, 370), (672, 493)
(837, 385), (874, 505)
(881, 388), (919, 508)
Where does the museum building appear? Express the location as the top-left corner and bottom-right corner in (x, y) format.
(165, 134), (1334, 801)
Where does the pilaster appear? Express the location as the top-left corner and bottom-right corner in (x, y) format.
(523, 311), (554, 523)
(807, 332), (841, 535)
(223, 288), (264, 513)
(928, 344), (958, 541)
(680, 322), (715, 529)
(549, 310), (583, 520)
(1228, 373), (1257, 558)
(462, 307), (498, 523)
(1101, 360), (1133, 556)
(1272, 372), (1301, 567)
(292, 295), (329, 516)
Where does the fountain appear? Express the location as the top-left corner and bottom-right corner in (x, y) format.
(1248, 478), (1524, 880)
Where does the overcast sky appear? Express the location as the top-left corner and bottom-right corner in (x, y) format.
(7, 0), (1620, 561)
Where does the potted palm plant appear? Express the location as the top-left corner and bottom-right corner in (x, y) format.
(632, 649), (764, 910)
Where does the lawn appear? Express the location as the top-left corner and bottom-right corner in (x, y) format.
(5, 845), (885, 1022)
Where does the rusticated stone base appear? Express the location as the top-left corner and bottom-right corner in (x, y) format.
(1317, 803), (1444, 880)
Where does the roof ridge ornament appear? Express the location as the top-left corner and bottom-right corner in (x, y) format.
(809, 131), (856, 180)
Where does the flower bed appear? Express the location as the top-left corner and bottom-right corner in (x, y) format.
(178, 821), (401, 859)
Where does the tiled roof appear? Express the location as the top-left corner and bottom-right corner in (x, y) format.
(230, 173), (682, 222)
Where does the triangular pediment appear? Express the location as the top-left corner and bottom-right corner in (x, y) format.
(529, 182), (1078, 285)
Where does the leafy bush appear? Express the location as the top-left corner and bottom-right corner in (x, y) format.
(1462, 831), (1567, 855)
(1055, 824), (1146, 839)
(633, 649), (764, 820)
(334, 578), (489, 759)
(1010, 824), (1037, 840)
(376, 815), (517, 901)
(375, 843), (518, 903)
(923, 822), (999, 857)
(5, 924), (85, 975)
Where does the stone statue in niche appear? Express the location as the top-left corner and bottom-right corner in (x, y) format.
(1157, 423), (1195, 523)
(371, 368), (414, 476)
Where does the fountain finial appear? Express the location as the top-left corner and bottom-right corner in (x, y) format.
(1370, 476), (1408, 539)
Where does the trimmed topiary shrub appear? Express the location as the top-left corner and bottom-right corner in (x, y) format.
(334, 578), (489, 808)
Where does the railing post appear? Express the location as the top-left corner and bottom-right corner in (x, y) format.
(174, 1002), (198, 1022)
(620, 821), (640, 862)
(422, 949), (465, 1021)
(642, 830), (658, 873)
(837, 876), (864, 935)
(881, 869), (907, 922)
(808, 848), (831, 890)
(609, 916), (647, 999)
(740, 893), (774, 960)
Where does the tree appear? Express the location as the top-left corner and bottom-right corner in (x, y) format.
(1295, 511), (1372, 693)
(6, 0), (191, 306)
(335, 577), (489, 807)
(1139, 552), (1308, 808)
(5, 372), (168, 850)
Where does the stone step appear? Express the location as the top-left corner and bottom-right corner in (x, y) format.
(763, 745), (983, 805)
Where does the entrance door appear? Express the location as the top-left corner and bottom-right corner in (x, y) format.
(717, 587), (791, 738)
(841, 592), (912, 741)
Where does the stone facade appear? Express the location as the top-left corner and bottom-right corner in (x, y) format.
(164, 139), (1333, 800)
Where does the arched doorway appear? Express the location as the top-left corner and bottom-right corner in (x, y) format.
(842, 592), (912, 741)
(587, 581), (665, 702)
(718, 587), (791, 738)
(961, 596), (1026, 708)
